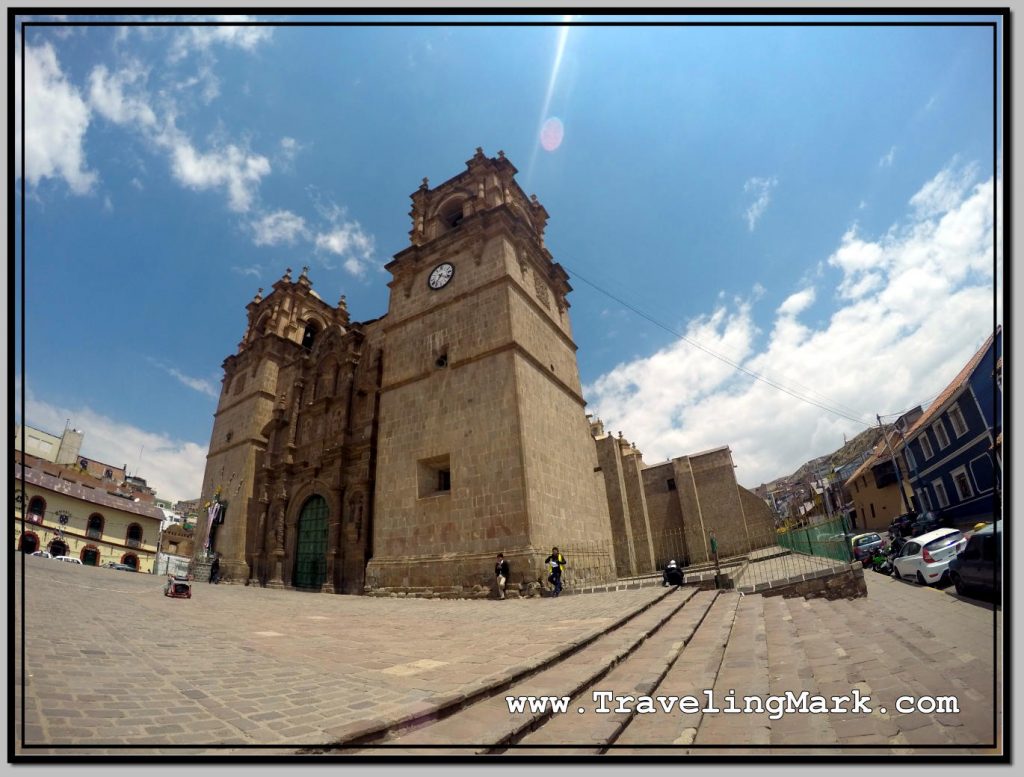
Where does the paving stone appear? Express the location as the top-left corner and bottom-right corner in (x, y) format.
(12, 557), (1000, 756)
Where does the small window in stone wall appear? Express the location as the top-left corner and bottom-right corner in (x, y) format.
(667, 478), (677, 491)
(418, 454), (451, 498)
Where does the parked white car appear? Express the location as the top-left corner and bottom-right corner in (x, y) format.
(53, 556), (83, 565)
(892, 528), (967, 586)
(30, 550), (53, 559)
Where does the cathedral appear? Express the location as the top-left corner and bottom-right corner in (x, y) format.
(196, 150), (774, 595)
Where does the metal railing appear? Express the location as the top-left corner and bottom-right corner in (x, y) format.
(537, 518), (853, 594)
(776, 515), (853, 563)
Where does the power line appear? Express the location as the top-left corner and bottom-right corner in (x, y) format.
(564, 263), (875, 428)
(877, 390), (946, 422)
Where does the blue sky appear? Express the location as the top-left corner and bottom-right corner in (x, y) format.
(14, 13), (1002, 503)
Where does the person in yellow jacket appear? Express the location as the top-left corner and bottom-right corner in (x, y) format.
(544, 547), (567, 597)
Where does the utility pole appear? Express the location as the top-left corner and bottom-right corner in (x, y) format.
(876, 414), (914, 516)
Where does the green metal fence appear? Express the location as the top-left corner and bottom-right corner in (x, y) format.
(777, 516), (852, 563)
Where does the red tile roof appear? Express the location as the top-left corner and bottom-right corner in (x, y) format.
(16, 458), (165, 522)
(900, 330), (997, 443)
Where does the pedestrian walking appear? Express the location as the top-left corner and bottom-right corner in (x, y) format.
(210, 553), (221, 585)
(495, 552), (510, 599)
(544, 547), (567, 597)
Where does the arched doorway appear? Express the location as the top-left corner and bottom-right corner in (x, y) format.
(49, 540), (68, 557)
(81, 546), (101, 566)
(121, 553), (138, 570)
(19, 533), (39, 554)
(294, 496), (328, 589)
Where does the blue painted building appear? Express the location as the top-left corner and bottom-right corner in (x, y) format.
(898, 328), (1002, 526)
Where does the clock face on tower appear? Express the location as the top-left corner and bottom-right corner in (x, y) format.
(428, 262), (455, 290)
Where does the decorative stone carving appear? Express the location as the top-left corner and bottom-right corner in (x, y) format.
(274, 507), (286, 548)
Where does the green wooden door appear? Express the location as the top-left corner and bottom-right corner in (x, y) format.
(294, 496), (329, 589)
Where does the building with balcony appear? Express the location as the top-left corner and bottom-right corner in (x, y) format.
(14, 453), (163, 571)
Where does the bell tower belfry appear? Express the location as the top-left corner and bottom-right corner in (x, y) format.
(366, 149), (617, 590)
(198, 267), (346, 584)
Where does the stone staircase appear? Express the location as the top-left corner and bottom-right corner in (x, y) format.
(307, 581), (994, 755)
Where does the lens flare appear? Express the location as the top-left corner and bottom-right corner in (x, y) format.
(540, 117), (564, 152)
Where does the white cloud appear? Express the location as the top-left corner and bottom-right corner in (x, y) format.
(743, 176), (778, 231)
(280, 136), (301, 160)
(251, 209), (308, 246)
(160, 126), (271, 213)
(777, 287), (815, 317)
(231, 264), (263, 278)
(88, 62), (157, 127)
(17, 384), (207, 504)
(910, 158), (979, 218)
(16, 42), (96, 194)
(586, 159), (998, 488)
(84, 60), (272, 214)
(169, 16), (273, 61)
(315, 223), (376, 277)
(879, 145), (896, 167)
(174, 62), (220, 104)
(146, 358), (220, 399)
(310, 197), (377, 276)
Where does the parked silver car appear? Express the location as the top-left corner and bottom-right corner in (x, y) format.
(849, 532), (884, 565)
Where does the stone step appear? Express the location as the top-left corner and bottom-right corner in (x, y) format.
(300, 586), (675, 754)
(345, 587), (701, 755)
(505, 588), (722, 754)
(609, 591), (742, 753)
(685, 592), (771, 751)
(783, 595), (986, 751)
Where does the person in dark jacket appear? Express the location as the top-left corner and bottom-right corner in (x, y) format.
(663, 559), (683, 587)
(209, 553), (221, 584)
(495, 553), (510, 599)
(544, 547), (567, 597)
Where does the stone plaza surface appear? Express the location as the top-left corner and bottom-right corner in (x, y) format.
(13, 555), (665, 754)
(12, 554), (1001, 757)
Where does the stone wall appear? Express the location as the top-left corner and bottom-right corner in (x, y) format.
(621, 448), (655, 573)
(738, 486), (778, 549)
(641, 462), (688, 567)
(689, 447), (750, 560)
(738, 562), (868, 600)
(595, 435), (635, 577)
(514, 353), (617, 585)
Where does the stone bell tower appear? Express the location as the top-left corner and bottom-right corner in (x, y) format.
(198, 267), (347, 584)
(366, 149), (617, 591)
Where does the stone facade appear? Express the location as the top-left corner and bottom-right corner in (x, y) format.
(597, 431), (778, 571)
(198, 151), (616, 593)
(197, 150), (769, 595)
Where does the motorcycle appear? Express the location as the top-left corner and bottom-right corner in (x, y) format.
(874, 538), (905, 575)
(871, 549), (892, 574)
